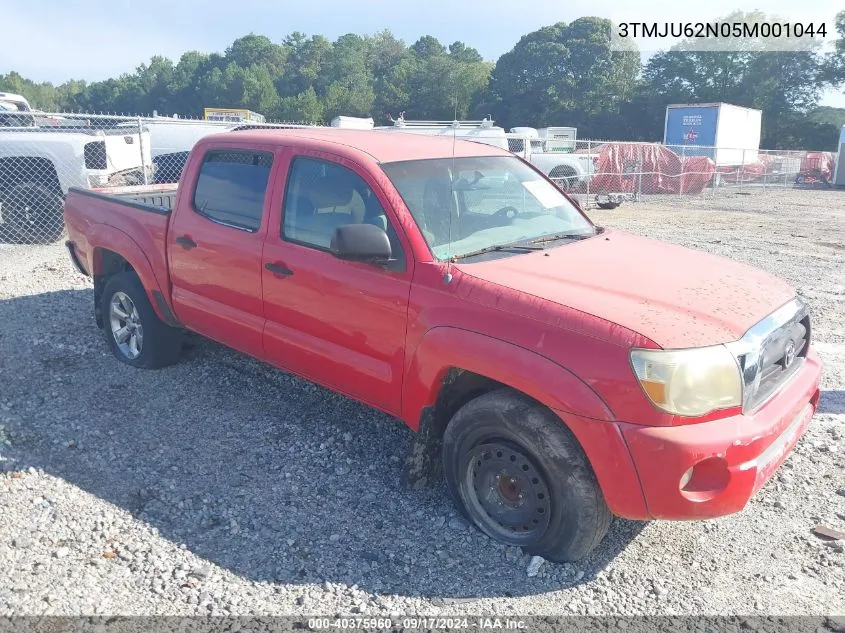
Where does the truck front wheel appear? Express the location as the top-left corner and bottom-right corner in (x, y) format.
(442, 390), (612, 562)
(1, 182), (65, 244)
(100, 271), (183, 369)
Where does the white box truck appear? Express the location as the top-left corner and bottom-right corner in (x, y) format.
(833, 125), (845, 187)
(663, 102), (762, 166)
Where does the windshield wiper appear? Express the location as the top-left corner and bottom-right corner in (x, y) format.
(451, 242), (545, 260)
(529, 231), (596, 245)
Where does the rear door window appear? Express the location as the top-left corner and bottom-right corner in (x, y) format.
(192, 150), (273, 231)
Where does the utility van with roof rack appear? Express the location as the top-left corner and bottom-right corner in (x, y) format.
(63, 128), (822, 561)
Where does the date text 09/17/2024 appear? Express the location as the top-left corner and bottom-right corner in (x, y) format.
(308, 617), (527, 630)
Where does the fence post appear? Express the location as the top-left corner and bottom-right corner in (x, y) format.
(678, 145), (683, 198)
(585, 140), (591, 209)
(138, 116), (149, 186)
(738, 148), (745, 194)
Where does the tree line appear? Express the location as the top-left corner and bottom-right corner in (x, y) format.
(2, 12), (845, 150)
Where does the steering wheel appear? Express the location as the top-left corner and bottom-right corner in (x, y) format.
(493, 206), (520, 223)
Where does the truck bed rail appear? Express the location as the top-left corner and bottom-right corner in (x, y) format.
(68, 185), (177, 214)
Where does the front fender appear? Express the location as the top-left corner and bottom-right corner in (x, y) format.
(401, 326), (614, 430)
(399, 326), (650, 518)
(87, 224), (173, 325)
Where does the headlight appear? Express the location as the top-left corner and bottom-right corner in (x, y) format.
(630, 346), (742, 417)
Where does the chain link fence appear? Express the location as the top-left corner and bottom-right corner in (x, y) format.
(547, 140), (837, 209)
(0, 112), (315, 245)
(0, 111), (838, 244)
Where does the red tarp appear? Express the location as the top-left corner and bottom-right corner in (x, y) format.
(585, 143), (715, 195)
(799, 152), (836, 182)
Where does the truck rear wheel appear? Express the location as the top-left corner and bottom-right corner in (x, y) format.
(442, 389), (612, 562)
(1, 182), (65, 244)
(100, 271), (183, 369)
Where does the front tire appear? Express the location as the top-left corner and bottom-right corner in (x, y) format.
(442, 389), (612, 562)
(100, 271), (183, 369)
(548, 166), (578, 192)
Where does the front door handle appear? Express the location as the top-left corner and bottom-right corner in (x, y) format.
(265, 262), (294, 276)
(175, 235), (197, 249)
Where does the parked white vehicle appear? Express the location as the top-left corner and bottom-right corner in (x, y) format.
(115, 115), (316, 184)
(0, 92), (37, 127)
(0, 107), (151, 243)
(330, 115), (598, 193)
(115, 117), (240, 183)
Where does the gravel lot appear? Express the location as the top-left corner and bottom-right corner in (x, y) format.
(0, 187), (843, 618)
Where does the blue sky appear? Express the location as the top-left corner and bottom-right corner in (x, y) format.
(2, 0), (843, 107)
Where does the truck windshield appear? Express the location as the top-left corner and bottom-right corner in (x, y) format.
(381, 156), (595, 260)
(0, 100), (36, 127)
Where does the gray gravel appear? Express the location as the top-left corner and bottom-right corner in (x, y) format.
(0, 187), (843, 617)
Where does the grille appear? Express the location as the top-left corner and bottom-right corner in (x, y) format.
(84, 141), (107, 170)
(727, 297), (811, 413)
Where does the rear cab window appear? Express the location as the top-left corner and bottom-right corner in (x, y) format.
(192, 150), (274, 231)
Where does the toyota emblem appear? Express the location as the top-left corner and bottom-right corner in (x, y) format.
(783, 340), (796, 368)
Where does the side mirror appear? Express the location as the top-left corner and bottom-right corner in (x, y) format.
(330, 224), (392, 264)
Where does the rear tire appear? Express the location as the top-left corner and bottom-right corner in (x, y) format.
(442, 389), (612, 562)
(100, 271), (183, 369)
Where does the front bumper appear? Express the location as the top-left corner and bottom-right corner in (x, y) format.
(620, 347), (822, 520)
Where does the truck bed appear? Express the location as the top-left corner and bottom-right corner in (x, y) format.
(63, 185), (176, 294)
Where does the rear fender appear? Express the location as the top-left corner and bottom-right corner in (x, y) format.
(87, 224), (176, 327)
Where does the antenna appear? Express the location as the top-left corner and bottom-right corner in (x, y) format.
(444, 75), (458, 285)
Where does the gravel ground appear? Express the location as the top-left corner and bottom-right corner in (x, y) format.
(0, 187), (843, 618)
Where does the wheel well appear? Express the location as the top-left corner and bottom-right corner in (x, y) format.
(401, 367), (529, 490)
(549, 165), (577, 179)
(431, 368), (507, 437)
(0, 156), (62, 199)
(93, 249), (135, 328)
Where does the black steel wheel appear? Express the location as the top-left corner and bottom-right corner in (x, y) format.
(460, 440), (552, 544)
(443, 389), (612, 561)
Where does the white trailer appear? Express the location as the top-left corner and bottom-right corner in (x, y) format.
(834, 125), (845, 187)
(664, 102), (762, 166)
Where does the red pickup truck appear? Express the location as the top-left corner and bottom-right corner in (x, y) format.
(63, 128), (822, 561)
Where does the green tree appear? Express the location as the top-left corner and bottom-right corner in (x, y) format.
(0, 71), (61, 110)
(369, 30), (412, 119)
(274, 87), (324, 122)
(488, 17), (640, 133)
(226, 34), (287, 76)
(639, 10), (832, 147)
(317, 33), (375, 118)
(397, 37), (491, 119)
(279, 33), (332, 97)
(823, 10), (845, 86)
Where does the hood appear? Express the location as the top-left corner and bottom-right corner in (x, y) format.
(457, 229), (796, 349)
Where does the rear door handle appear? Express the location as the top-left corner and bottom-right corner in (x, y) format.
(175, 235), (197, 249)
(265, 262), (294, 276)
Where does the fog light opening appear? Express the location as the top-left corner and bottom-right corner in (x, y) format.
(679, 467), (694, 490)
(679, 457), (731, 503)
